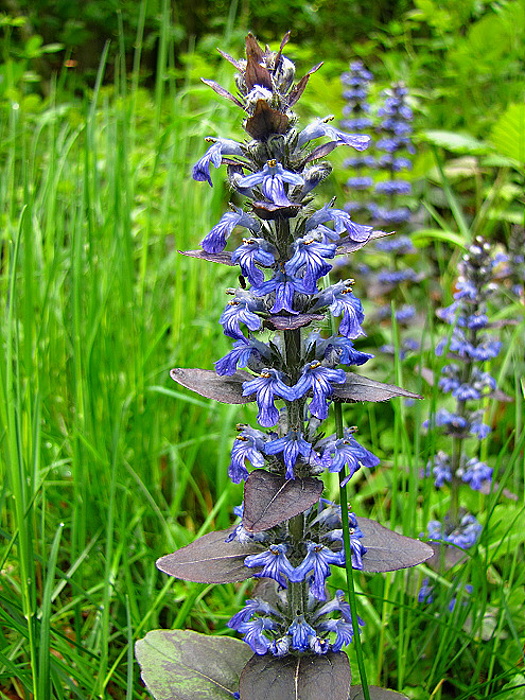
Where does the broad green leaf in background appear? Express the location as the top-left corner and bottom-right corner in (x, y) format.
(135, 630), (252, 700)
(418, 130), (489, 155)
(490, 103), (525, 166)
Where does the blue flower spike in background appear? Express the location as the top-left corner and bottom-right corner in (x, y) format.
(135, 33), (434, 700)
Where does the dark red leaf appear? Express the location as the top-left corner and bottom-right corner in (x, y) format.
(245, 100), (290, 140)
(288, 63), (323, 106)
(156, 528), (261, 584)
(251, 201), (302, 219)
(243, 469), (324, 532)
(245, 35), (272, 90)
(239, 651), (351, 700)
(336, 229), (392, 255)
(170, 368), (255, 404)
(201, 79), (245, 109)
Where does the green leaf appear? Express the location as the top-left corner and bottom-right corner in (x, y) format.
(419, 130), (489, 155)
(135, 629), (252, 700)
(490, 103), (525, 166)
(411, 228), (468, 248)
(350, 687), (409, 700)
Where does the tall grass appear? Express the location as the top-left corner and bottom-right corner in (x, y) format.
(0, 13), (524, 700)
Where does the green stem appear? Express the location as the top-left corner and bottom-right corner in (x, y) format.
(335, 401), (370, 700)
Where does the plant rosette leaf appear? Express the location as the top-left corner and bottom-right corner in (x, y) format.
(170, 368), (254, 404)
(350, 687), (410, 700)
(357, 518), (434, 573)
(135, 629), (252, 700)
(239, 651), (351, 700)
(243, 469), (324, 532)
(156, 529), (260, 583)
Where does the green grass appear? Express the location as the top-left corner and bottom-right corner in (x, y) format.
(0, 29), (524, 700)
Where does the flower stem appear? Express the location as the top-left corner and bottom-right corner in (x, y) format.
(335, 400), (370, 700)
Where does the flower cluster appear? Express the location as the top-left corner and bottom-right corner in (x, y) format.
(424, 237), (501, 548)
(145, 37), (432, 697)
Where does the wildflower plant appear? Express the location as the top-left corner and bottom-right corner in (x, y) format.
(136, 34), (433, 700)
(424, 237), (504, 554)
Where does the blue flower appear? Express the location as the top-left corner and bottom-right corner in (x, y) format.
(292, 361), (346, 420)
(244, 543), (296, 587)
(231, 615), (278, 655)
(287, 615), (317, 652)
(320, 431), (379, 484)
(231, 238), (276, 285)
(242, 369), (297, 427)
(313, 280), (365, 338)
(228, 426), (267, 483)
(306, 204), (372, 243)
(236, 160), (304, 206)
(457, 458), (492, 491)
(316, 618), (355, 652)
(297, 118), (370, 151)
(318, 335), (373, 367)
(284, 234), (336, 293)
(228, 598), (280, 630)
(426, 451), (452, 488)
(219, 294), (263, 339)
(215, 338), (268, 376)
(289, 541), (344, 600)
(252, 270), (306, 314)
(264, 431), (319, 479)
(427, 514), (482, 550)
(192, 138), (244, 186)
(201, 208), (261, 253)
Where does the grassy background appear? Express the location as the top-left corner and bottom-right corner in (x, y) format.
(1, 18), (524, 700)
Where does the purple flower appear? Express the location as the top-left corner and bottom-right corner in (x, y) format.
(313, 281), (365, 338)
(231, 238), (276, 285)
(306, 204), (372, 243)
(228, 598), (280, 630)
(293, 361), (346, 420)
(287, 615), (317, 652)
(320, 432), (379, 484)
(297, 118), (370, 151)
(215, 338), (268, 376)
(230, 615), (278, 655)
(427, 514), (482, 550)
(201, 208), (261, 253)
(316, 618), (355, 652)
(228, 426), (267, 483)
(242, 368), (296, 427)
(264, 431), (319, 479)
(289, 541), (344, 600)
(427, 452), (452, 488)
(320, 335), (373, 367)
(237, 160), (304, 206)
(252, 270), (307, 315)
(192, 138), (244, 186)
(457, 458), (493, 491)
(285, 234), (336, 293)
(244, 543), (296, 587)
(219, 294), (263, 339)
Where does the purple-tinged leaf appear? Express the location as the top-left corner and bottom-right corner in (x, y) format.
(304, 141), (340, 162)
(288, 63), (323, 107)
(201, 79), (245, 109)
(243, 469), (323, 532)
(251, 201), (302, 220)
(337, 230), (392, 255)
(350, 687), (409, 700)
(264, 313), (325, 330)
(245, 100), (290, 140)
(239, 651), (351, 700)
(423, 541), (467, 571)
(135, 629), (252, 700)
(245, 35), (272, 90)
(170, 368), (255, 404)
(333, 373), (422, 403)
(357, 517), (434, 573)
(179, 249), (235, 266)
(156, 528), (260, 583)
(217, 48), (243, 70)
